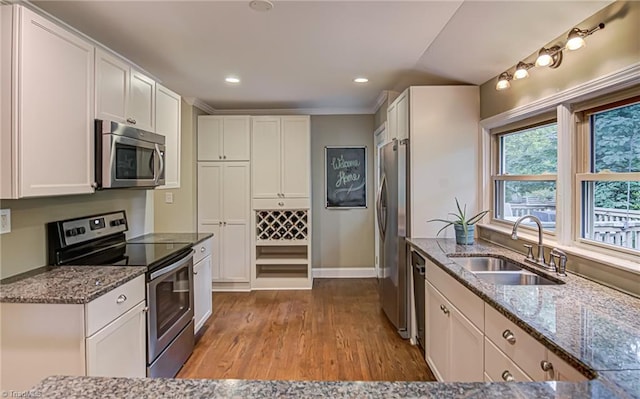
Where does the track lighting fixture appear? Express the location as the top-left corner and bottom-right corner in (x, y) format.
(495, 22), (605, 90)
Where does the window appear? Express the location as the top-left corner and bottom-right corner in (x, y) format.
(492, 122), (558, 232)
(577, 97), (640, 253)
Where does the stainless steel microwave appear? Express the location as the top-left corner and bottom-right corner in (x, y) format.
(95, 119), (165, 189)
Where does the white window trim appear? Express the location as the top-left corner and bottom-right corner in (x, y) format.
(479, 61), (640, 272)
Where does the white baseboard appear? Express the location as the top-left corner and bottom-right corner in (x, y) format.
(313, 267), (377, 278)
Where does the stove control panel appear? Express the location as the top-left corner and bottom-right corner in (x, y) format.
(60, 211), (128, 246)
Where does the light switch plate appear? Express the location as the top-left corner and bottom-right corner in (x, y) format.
(165, 192), (174, 204)
(0, 209), (11, 234)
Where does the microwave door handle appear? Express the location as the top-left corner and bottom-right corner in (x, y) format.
(154, 144), (165, 184)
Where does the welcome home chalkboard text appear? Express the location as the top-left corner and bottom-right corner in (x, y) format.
(325, 146), (367, 208)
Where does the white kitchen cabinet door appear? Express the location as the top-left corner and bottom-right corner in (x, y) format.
(95, 48), (128, 123)
(281, 116), (310, 198)
(86, 301), (146, 378)
(387, 102), (398, 141)
(449, 300), (484, 382)
(221, 162), (250, 282)
(396, 92), (409, 140)
(155, 84), (181, 189)
(129, 69), (155, 132)
(198, 116), (223, 161)
(223, 116), (251, 161)
(251, 117), (281, 198)
(15, 6), (95, 197)
(198, 162), (223, 227)
(425, 281), (449, 381)
(193, 256), (212, 334)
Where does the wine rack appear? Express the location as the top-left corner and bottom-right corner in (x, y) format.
(256, 210), (308, 241)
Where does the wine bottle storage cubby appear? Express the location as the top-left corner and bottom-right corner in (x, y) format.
(256, 210), (308, 241)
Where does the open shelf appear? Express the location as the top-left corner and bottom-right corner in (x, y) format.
(256, 245), (308, 261)
(256, 264), (309, 278)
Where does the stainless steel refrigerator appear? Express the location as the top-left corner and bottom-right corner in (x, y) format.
(376, 138), (409, 338)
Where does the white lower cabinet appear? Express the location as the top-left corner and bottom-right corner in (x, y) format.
(0, 275), (146, 391)
(86, 301), (146, 377)
(193, 238), (213, 334)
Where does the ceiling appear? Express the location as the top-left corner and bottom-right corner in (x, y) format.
(32, 0), (612, 114)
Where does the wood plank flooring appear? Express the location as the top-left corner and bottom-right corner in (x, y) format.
(177, 278), (435, 381)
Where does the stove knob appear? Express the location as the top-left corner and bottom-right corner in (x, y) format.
(110, 220), (118, 227)
(65, 229), (76, 237)
(119, 218), (126, 226)
(77, 227), (86, 234)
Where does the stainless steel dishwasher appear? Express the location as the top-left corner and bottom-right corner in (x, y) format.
(411, 250), (426, 354)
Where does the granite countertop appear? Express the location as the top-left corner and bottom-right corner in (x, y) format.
(0, 265), (146, 304)
(25, 374), (632, 399)
(127, 233), (213, 245)
(406, 238), (640, 399)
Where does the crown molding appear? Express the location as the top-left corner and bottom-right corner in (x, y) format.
(211, 107), (373, 116)
(183, 98), (216, 115)
(371, 90), (399, 114)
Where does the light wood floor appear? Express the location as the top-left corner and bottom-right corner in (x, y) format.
(177, 278), (435, 381)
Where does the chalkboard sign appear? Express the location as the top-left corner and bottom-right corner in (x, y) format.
(325, 146), (367, 208)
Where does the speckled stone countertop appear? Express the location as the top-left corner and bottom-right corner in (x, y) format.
(24, 375), (629, 399)
(127, 232), (213, 245)
(407, 238), (640, 398)
(0, 266), (146, 304)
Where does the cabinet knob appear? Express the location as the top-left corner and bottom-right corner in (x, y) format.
(219, 155), (222, 159)
(219, 221), (222, 226)
(200, 247), (206, 252)
(278, 202), (284, 206)
(142, 306), (149, 313)
(223, 155), (227, 159)
(540, 360), (554, 372)
(126, 118), (136, 125)
(116, 294), (127, 304)
(439, 304), (449, 315)
(193, 268), (199, 275)
(223, 221), (227, 226)
(502, 329), (516, 344)
(501, 370), (515, 382)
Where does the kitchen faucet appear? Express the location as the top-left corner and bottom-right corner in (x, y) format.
(511, 215), (555, 272)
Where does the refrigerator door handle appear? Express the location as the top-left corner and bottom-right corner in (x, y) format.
(376, 174), (386, 240)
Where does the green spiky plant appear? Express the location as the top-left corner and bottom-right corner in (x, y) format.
(427, 198), (490, 238)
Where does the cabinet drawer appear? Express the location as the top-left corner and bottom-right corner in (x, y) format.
(193, 237), (213, 265)
(485, 337), (532, 383)
(86, 275), (145, 336)
(484, 304), (546, 381)
(252, 198), (310, 210)
(426, 260), (483, 330)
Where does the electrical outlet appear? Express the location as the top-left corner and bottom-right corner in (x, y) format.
(0, 209), (11, 234)
(165, 192), (174, 204)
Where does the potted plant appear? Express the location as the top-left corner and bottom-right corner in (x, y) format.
(428, 198), (490, 245)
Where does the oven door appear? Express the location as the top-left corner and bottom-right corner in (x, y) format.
(102, 133), (165, 188)
(147, 251), (194, 363)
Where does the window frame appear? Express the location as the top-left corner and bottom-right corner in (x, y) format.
(573, 94), (640, 257)
(489, 119), (558, 236)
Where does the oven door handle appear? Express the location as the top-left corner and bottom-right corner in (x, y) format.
(149, 250), (194, 280)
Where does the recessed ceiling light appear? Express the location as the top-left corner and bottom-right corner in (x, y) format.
(354, 77), (369, 83)
(249, 0), (273, 12)
(225, 77), (240, 84)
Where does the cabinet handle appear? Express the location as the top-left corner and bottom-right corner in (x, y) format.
(116, 294), (127, 304)
(540, 360), (554, 372)
(126, 118), (136, 125)
(200, 247), (206, 252)
(193, 268), (199, 275)
(502, 329), (516, 344)
(143, 306), (149, 313)
(501, 370), (515, 382)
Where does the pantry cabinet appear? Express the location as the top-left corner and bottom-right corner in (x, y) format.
(197, 116), (251, 161)
(95, 48), (155, 132)
(155, 84), (181, 189)
(1, 4), (95, 198)
(251, 116), (310, 200)
(197, 162), (251, 287)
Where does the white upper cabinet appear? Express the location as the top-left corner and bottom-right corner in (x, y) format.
(155, 84), (181, 189)
(95, 48), (155, 132)
(1, 5), (95, 198)
(251, 115), (310, 200)
(197, 116), (250, 161)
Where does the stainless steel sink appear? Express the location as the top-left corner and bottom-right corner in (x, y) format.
(448, 255), (565, 286)
(450, 256), (523, 272)
(473, 272), (562, 286)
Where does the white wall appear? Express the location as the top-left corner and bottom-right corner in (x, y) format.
(310, 115), (375, 269)
(0, 190), (149, 279)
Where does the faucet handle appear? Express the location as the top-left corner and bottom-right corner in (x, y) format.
(550, 248), (568, 277)
(523, 244), (534, 260)
(548, 254), (557, 270)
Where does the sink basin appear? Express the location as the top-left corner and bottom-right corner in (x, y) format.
(450, 256), (523, 272)
(474, 272), (563, 286)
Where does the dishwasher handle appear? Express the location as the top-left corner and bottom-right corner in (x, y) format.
(411, 251), (426, 277)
